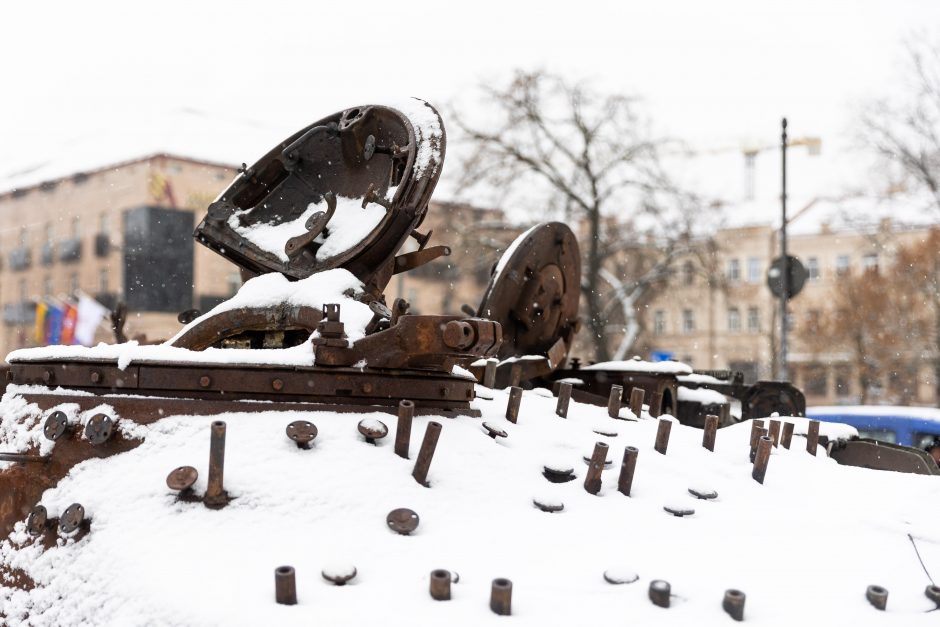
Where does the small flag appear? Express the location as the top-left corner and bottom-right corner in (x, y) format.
(61, 303), (78, 345)
(74, 295), (109, 346)
(34, 302), (48, 344)
(46, 305), (64, 345)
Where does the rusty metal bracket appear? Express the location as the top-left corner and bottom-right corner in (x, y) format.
(393, 245), (451, 275)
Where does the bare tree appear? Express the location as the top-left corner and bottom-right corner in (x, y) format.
(861, 36), (940, 211)
(452, 70), (703, 361)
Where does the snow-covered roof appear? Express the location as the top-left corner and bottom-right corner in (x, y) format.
(1, 386), (935, 625)
(809, 405), (940, 425)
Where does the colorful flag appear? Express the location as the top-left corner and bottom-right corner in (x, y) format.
(46, 305), (64, 345)
(34, 302), (48, 344)
(74, 295), (109, 346)
(61, 303), (78, 345)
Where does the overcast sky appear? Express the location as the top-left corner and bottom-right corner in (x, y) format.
(2, 0), (938, 207)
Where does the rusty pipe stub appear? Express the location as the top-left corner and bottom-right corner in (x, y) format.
(490, 578), (512, 616)
(430, 569), (452, 601)
(275, 566), (297, 605)
(723, 589), (746, 621)
(204, 420), (229, 509)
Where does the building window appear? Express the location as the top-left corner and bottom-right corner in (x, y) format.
(653, 310), (666, 336)
(682, 260), (695, 285)
(747, 307), (760, 333)
(834, 365), (851, 397)
(727, 307), (741, 333)
(807, 257), (820, 281)
(862, 253), (878, 273)
(746, 257), (760, 283)
(682, 309), (695, 334)
(835, 255), (850, 276)
(804, 364), (827, 396)
(727, 258), (740, 283)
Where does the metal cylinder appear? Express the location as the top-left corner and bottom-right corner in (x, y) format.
(274, 565), (297, 605)
(807, 419), (820, 456)
(649, 580), (670, 608)
(412, 421), (442, 487)
(722, 589), (746, 621)
(618, 446), (639, 497)
(866, 584), (888, 610)
(506, 386), (522, 423)
(702, 414), (719, 451)
(769, 419), (781, 447)
(750, 427), (767, 462)
(629, 387), (645, 418)
(648, 390), (663, 418)
(781, 421), (794, 449)
(509, 363), (522, 388)
(749, 419), (765, 450)
(752, 436), (772, 484)
(607, 385), (623, 418)
(395, 400), (414, 459)
(654, 418), (672, 455)
(583, 441), (609, 495)
(205, 420), (227, 508)
(556, 382), (572, 418)
(430, 569), (451, 601)
(482, 360), (497, 389)
(490, 578), (512, 616)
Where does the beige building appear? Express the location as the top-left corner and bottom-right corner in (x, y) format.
(638, 216), (939, 406)
(0, 154), (241, 356)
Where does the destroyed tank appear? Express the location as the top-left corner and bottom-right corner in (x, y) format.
(1, 100), (937, 626)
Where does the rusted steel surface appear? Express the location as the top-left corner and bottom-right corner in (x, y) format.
(781, 421), (794, 449)
(583, 441), (608, 495)
(204, 421), (228, 509)
(618, 446), (639, 497)
(194, 104), (445, 298)
(412, 422), (441, 487)
(477, 222), (581, 367)
(394, 400), (414, 459)
(430, 569), (451, 601)
(607, 385), (623, 419)
(505, 386), (522, 423)
(550, 368), (679, 419)
(555, 382), (572, 418)
(768, 419), (781, 447)
(358, 419), (388, 444)
(629, 387), (644, 418)
(702, 415), (718, 451)
(752, 436), (772, 484)
(829, 439), (940, 476)
(490, 578), (513, 616)
(170, 304), (323, 351)
(386, 508), (419, 535)
(654, 419), (672, 455)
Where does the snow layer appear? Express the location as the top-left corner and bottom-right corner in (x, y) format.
(809, 405), (940, 425)
(1, 387), (937, 626)
(384, 98), (443, 180)
(677, 386), (728, 405)
(582, 358), (694, 375)
(7, 270), (373, 368)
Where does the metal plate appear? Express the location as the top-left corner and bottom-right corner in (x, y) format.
(193, 102), (445, 296)
(43, 411), (68, 441)
(26, 505), (47, 536)
(386, 507), (419, 535)
(357, 419), (388, 441)
(166, 466), (198, 491)
(59, 503), (85, 534)
(286, 421), (318, 446)
(477, 222), (580, 363)
(84, 414), (114, 445)
(829, 439), (940, 475)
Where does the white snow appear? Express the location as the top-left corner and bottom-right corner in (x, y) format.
(384, 98), (443, 180)
(677, 386), (728, 405)
(677, 373), (724, 385)
(582, 358), (693, 375)
(0, 390), (937, 626)
(809, 405), (940, 425)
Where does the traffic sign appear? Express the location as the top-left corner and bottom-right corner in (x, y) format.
(766, 255), (807, 299)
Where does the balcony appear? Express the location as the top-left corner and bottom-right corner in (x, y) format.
(94, 233), (111, 257)
(3, 302), (36, 326)
(40, 242), (55, 266)
(58, 238), (82, 263)
(8, 247), (31, 272)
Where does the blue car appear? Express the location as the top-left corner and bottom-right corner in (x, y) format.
(807, 405), (940, 448)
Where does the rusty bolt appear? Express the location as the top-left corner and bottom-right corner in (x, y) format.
(59, 503), (85, 534)
(649, 580), (671, 608)
(199, 375), (211, 388)
(584, 441), (609, 495)
(555, 381), (572, 418)
(275, 566), (297, 605)
(752, 436), (772, 484)
(769, 419), (781, 447)
(781, 422), (795, 449)
(321, 564), (357, 586)
(395, 400), (413, 459)
(430, 569), (451, 601)
(166, 466), (198, 492)
(442, 320), (475, 349)
(84, 414), (114, 445)
(866, 584), (887, 610)
(204, 421), (228, 509)
(654, 418), (672, 455)
(26, 505), (47, 536)
(723, 589), (746, 621)
(90, 371), (102, 384)
(43, 411), (69, 441)
(386, 508), (419, 535)
(358, 419), (388, 444)
(490, 578), (512, 616)
(505, 386), (522, 423)
(618, 446), (639, 497)
(807, 419), (821, 456)
(286, 420), (317, 449)
(702, 414), (718, 451)
(272, 378), (284, 392)
(607, 385), (623, 418)
(482, 422), (508, 440)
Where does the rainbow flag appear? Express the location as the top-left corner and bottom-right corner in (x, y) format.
(34, 302), (47, 344)
(46, 305), (64, 345)
(61, 303), (78, 345)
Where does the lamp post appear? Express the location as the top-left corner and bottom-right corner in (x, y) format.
(780, 118), (789, 381)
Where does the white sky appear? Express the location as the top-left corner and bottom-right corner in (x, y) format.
(1, 0), (938, 220)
